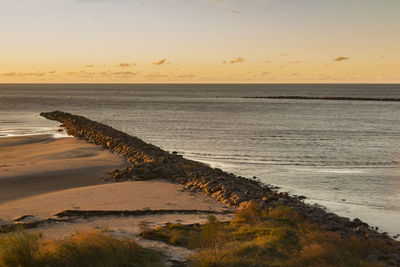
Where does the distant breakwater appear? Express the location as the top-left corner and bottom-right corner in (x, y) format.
(243, 96), (400, 102)
(40, 111), (400, 255)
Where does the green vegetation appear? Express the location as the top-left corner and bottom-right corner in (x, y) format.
(0, 230), (164, 267)
(141, 203), (385, 267)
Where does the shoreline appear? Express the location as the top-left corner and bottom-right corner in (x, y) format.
(3, 132), (398, 237)
(1, 110), (400, 264)
(202, 158), (400, 237)
(0, 133), (234, 243)
(38, 111), (400, 243)
(0, 132), (71, 139)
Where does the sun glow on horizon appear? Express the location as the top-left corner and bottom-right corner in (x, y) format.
(1, 0), (399, 83)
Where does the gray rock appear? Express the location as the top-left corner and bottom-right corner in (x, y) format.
(389, 253), (400, 264)
(386, 259), (398, 266)
(0, 219), (13, 227)
(365, 253), (379, 263)
(14, 215), (43, 224)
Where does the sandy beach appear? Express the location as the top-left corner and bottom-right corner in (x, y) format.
(1, 114), (400, 266)
(0, 135), (127, 203)
(0, 134), (233, 240)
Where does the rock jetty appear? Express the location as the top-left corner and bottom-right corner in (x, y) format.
(41, 111), (400, 265)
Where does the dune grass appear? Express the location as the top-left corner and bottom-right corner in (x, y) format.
(0, 230), (164, 267)
(141, 203), (386, 267)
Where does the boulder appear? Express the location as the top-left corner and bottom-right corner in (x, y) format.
(365, 253), (379, 263)
(0, 219), (13, 227)
(14, 215), (43, 224)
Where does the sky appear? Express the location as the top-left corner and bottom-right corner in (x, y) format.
(0, 0), (399, 83)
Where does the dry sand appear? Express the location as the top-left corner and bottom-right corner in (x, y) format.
(0, 134), (127, 203)
(0, 134), (233, 242)
(0, 180), (231, 221)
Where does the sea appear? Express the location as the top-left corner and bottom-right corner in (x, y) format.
(1, 83), (400, 236)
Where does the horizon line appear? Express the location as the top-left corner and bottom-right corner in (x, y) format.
(1, 82), (400, 85)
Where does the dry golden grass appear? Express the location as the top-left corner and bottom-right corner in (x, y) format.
(142, 203), (386, 267)
(0, 230), (164, 267)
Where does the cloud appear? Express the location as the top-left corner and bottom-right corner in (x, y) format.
(1, 71), (56, 77)
(66, 70), (138, 77)
(175, 74), (195, 78)
(66, 71), (96, 77)
(145, 72), (168, 79)
(84, 64), (94, 68)
(112, 71), (138, 76)
(221, 60), (227, 64)
(232, 10), (240, 14)
(153, 58), (167, 65)
(333, 56), (349, 62)
(230, 57), (245, 64)
(118, 62), (136, 67)
(288, 61), (301, 64)
(2, 72), (16, 77)
(99, 70), (138, 76)
(280, 53), (290, 57)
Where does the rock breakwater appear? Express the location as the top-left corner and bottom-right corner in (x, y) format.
(40, 111), (400, 265)
(40, 111), (270, 208)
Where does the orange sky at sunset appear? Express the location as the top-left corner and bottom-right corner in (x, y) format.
(1, 0), (399, 83)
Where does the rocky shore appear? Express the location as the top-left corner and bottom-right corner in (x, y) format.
(40, 111), (400, 265)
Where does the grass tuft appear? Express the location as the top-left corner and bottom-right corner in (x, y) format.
(0, 230), (164, 267)
(141, 205), (386, 267)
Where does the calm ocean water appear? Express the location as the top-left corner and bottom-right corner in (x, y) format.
(1, 84), (400, 235)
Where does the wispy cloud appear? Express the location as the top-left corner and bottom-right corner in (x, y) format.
(84, 64), (94, 68)
(117, 62), (136, 67)
(2, 72), (17, 77)
(66, 71), (96, 77)
(230, 57), (245, 64)
(153, 58), (167, 65)
(145, 72), (168, 79)
(175, 74), (195, 79)
(232, 10), (240, 14)
(108, 71), (138, 76)
(333, 56), (349, 62)
(66, 70), (138, 77)
(1, 71), (56, 77)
